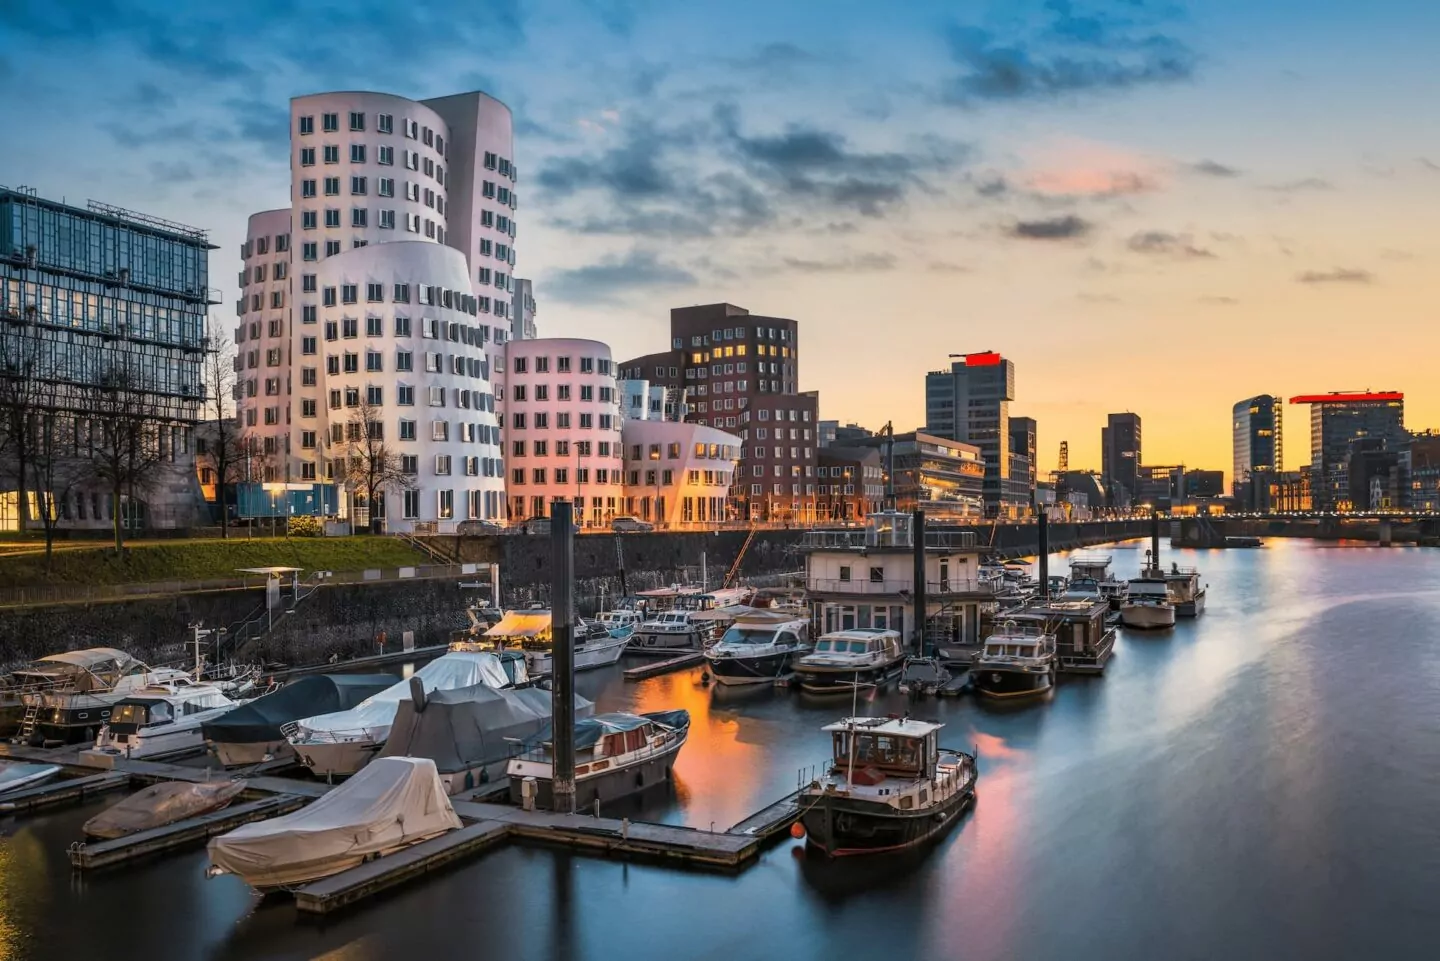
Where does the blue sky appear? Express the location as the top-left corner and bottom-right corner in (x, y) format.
(3, 0), (1439, 474)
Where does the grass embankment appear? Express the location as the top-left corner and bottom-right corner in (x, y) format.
(0, 536), (430, 587)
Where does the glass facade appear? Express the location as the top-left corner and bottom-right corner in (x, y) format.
(1232, 395), (1281, 511)
(0, 188), (214, 417)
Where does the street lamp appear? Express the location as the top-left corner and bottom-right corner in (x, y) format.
(262, 482), (284, 538)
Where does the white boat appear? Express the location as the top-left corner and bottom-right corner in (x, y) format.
(1163, 564), (1207, 617)
(704, 615), (811, 686)
(594, 610), (643, 636)
(628, 609), (709, 654)
(507, 709), (690, 811)
(207, 756), (463, 890)
(284, 651), (515, 778)
(972, 625), (1058, 699)
(1067, 552), (1128, 610)
(1121, 577), (1177, 629)
(6, 648), (194, 745)
(93, 678), (240, 759)
(792, 628), (906, 694)
(477, 610), (629, 675)
(202, 673), (397, 768)
(0, 760), (62, 797)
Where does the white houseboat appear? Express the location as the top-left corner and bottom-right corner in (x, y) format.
(507, 709), (690, 811)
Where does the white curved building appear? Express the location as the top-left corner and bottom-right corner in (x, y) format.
(499, 338), (623, 527)
(620, 420), (741, 528)
(236, 89), (521, 528)
(237, 208), (292, 481)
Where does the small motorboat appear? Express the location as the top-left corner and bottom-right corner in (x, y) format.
(898, 657), (952, 697)
(0, 760), (62, 797)
(207, 756), (463, 890)
(704, 614), (811, 686)
(972, 625), (1058, 699)
(792, 629), (906, 694)
(1120, 577), (1177, 629)
(93, 679), (240, 759)
(508, 710), (690, 811)
(83, 780), (246, 839)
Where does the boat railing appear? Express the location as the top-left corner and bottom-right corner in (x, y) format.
(1165, 566), (1201, 576)
(800, 530), (980, 551)
(808, 578), (993, 596)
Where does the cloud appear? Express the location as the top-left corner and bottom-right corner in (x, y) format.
(1199, 295), (1238, 305)
(545, 250), (698, 304)
(940, 2), (1197, 105)
(780, 253), (897, 273)
(1263, 178), (1333, 192)
(1190, 159), (1241, 177)
(1011, 215), (1091, 240)
(1028, 168), (1156, 197)
(1126, 230), (1215, 258)
(1420, 158), (1440, 172)
(579, 0), (639, 37)
(1296, 268), (1373, 285)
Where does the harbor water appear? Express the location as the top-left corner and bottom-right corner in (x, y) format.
(1, 538), (1437, 960)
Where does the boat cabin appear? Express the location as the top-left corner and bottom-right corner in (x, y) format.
(107, 685), (233, 734)
(1006, 598), (1114, 673)
(978, 627), (1056, 664)
(595, 610), (643, 632)
(822, 716), (943, 785)
(1127, 578), (1171, 601)
(714, 617), (809, 649)
(1068, 553), (1113, 583)
(633, 586), (704, 614)
(807, 628), (903, 664)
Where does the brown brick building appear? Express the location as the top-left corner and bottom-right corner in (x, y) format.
(619, 303), (818, 523)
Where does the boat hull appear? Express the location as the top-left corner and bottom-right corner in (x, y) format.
(705, 650), (797, 686)
(292, 737), (385, 778)
(627, 629), (706, 654)
(526, 635), (629, 675)
(508, 733), (686, 811)
(1174, 589), (1206, 618)
(1120, 604), (1176, 629)
(794, 659), (904, 694)
(800, 784), (975, 857)
(973, 665), (1054, 699)
(211, 739), (295, 768)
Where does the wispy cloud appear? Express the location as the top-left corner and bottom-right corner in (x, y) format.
(780, 253), (897, 273)
(1199, 295), (1238, 305)
(545, 249), (698, 304)
(1263, 177), (1333, 192)
(1296, 267), (1373, 285)
(1189, 159), (1241, 177)
(1011, 215), (1092, 240)
(1127, 230), (1215, 259)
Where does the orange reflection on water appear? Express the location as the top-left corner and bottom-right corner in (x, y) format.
(0, 828), (48, 961)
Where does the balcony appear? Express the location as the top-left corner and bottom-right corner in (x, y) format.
(809, 578), (994, 596)
(799, 529), (979, 551)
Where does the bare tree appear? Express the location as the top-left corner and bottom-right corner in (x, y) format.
(202, 317), (242, 537)
(29, 409), (82, 563)
(0, 305), (48, 534)
(84, 363), (168, 553)
(344, 400), (413, 533)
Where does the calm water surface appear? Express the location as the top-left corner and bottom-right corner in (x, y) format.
(2, 539), (1438, 961)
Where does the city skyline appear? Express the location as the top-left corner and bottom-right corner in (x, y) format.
(3, 1), (1438, 477)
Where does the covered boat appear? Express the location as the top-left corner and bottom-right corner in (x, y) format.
(0, 761), (61, 797)
(203, 674), (397, 767)
(84, 781), (246, 839)
(380, 682), (595, 794)
(207, 756), (463, 890)
(285, 651), (514, 778)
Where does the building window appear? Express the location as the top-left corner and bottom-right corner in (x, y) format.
(299, 115), (315, 135)
(350, 144), (366, 164)
(351, 208), (367, 228)
(435, 455), (452, 476)
(403, 489), (420, 519)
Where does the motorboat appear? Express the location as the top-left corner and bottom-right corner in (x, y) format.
(797, 716), (977, 857)
(474, 610), (629, 675)
(0, 760), (61, 798)
(1067, 552), (1128, 610)
(4, 648), (192, 744)
(207, 756), (463, 890)
(93, 678), (240, 760)
(1163, 563), (1207, 617)
(972, 624), (1058, 699)
(791, 629), (906, 694)
(703, 615), (811, 686)
(594, 610), (643, 637)
(84, 780), (246, 839)
(284, 651), (516, 778)
(202, 673), (396, 768)
(507, 709), (689, 812)
(1120, 576), (1177, 629)
(898, 657), (953, 697)
(628, 609), (709, 654)
(380, 680), (594, 794)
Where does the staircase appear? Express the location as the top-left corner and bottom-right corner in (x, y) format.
(723, 527), (759, 588)
(399, 531), (458, 564)
(221, 573), (328, 661)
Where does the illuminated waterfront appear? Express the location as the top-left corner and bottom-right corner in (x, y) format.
(1, 539), (1437, 961)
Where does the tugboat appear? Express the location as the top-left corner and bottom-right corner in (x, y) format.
(971, 623), (1058, 699)
(798, 715), (977, 857)
(704, 615), (810, 686)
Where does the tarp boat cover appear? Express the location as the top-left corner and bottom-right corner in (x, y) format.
(0, 761), (61, 796)
(207, 756), (463, 889)
(201, 674), (396, 745)
(526, 710), (691, 751)
(84, 781), (246, 839)
(379, 683), (595, 775)
(289, 652), (512, 744)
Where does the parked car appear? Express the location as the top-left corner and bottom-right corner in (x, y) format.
(611, 516), (654, 533)
(522, 517), (552, 535)
(456, 520), (504, 535)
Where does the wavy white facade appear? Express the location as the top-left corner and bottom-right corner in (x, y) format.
(499, 338), (623, 527)
(236, 89), (520, 529)
(620, 420), (741, 528)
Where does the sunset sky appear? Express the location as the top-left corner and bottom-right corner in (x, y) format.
(3, 0), (1437, 479)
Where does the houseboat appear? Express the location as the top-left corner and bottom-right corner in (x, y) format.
(507, 709), (690, 810)
(628, 609), (710, 654)
(93, 678), (241, 760)
(797, 716), (977, 857)
(703, 614), (811, 685)
(792, 629), (906, 693)
(1163, 563), (1207, 617)
(1066, 553), (1128, 610)
(971, 624), (1058, 698)
(1006, 597), (1116, 674)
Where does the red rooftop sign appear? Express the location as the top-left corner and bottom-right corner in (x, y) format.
(1289, 392), (1404, 404)
(964, 351), (1003, 366)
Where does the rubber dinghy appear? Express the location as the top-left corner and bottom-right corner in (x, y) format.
(84, 781), (246, 839)
(206, 756), (463, 890)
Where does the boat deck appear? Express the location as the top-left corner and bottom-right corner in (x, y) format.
(725, 789), (803, 840)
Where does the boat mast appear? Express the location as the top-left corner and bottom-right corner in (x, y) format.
(845, 673), (859, 793)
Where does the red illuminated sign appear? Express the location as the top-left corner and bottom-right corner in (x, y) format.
(1288, 392), (1404, 404)
(964, 351), (1003, 367)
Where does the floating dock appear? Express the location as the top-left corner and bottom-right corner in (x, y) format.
(623, 652), (705, 681)
(0, 771), (131, 813)
(68, 794), (308, 870)
(725, 789), (803, 841)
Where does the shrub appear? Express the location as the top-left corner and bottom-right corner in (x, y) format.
(289, 515), (324, 537)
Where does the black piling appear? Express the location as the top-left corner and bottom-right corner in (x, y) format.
(1150, 508), (1161, 574)
(912, 509), (927, 656)
(551, 501), (577, 814)
(1038, 509), (1050, 600)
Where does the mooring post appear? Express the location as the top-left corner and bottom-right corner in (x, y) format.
(912, 508), (927, 656)
(551, 501), (577, 814)
(1037, 509), (1050, 600)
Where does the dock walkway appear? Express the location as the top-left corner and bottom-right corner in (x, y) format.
(0, 771), (131, 813)
(623, 652), (704, 681)
(726, 789), (803, 840)
(68, 794), (308, 870)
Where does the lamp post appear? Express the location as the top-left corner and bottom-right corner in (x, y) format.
(262, 482), (284, 539)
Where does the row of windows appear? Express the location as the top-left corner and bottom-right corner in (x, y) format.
(240, 234), (290, 259)
(509, 440), (619, 458)
(510, 384), (613, 403)
(510, 467), (619, 486)
(239, 261), (288, 286)
(297, 112), (441, 153)
(671, 325), (792, 350)
(511, 355), (610, 375)
(300, 176), (444, 212)
(298, 145), (447, 186)
(626, 442), (738, 462)
(509, 412), (616, 431)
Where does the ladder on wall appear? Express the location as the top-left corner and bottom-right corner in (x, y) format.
(724, 527), (758, 589)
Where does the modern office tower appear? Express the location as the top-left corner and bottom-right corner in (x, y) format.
(1403, 431), (1440, 511)
(236, 90), (515, 529)
(1289, 392), (1405, 510)
(1009, 415), (1038, 508)
(854, 431), (986, 520)
(1101, 412), (1142, 507)
(924, 351), (1020, 517)
(618, 302), (818, 524)
(499, 338), (622, 527)
(0, 186), (215, 531)
(1232, 395), (1283, 511)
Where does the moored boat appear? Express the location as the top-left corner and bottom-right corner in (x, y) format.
(5, 648), (193, 745)
(475, 610), (629, 675)
(792, 629), (905, 694)
(703, 614), (810, 686)
(1120, 577), (1177, 629)
(1163, 563), (1207, 617)
(84, 780), (246, 839)
(93, 679), (240, 759)
(628, 609), (709, 654)
(798, 716), (977, 857)
(972, 625), (1058, 699)
(0, 760), (62, 797)
(203, 673), (396, 768)
(507, 710), (690, 811)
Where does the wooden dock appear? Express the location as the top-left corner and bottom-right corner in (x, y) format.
(0, 771), (131, 813)
(68, 794), (309, 870)
(725, 789), (804, 841)
(623, 652), (705, 681)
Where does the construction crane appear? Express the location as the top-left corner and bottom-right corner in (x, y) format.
(1058, 440), (1069, 473)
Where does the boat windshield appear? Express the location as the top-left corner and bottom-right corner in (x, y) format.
(718, 627), (775, 646)
(111, 701), (171, 727)
(832, 732), (924, 775)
